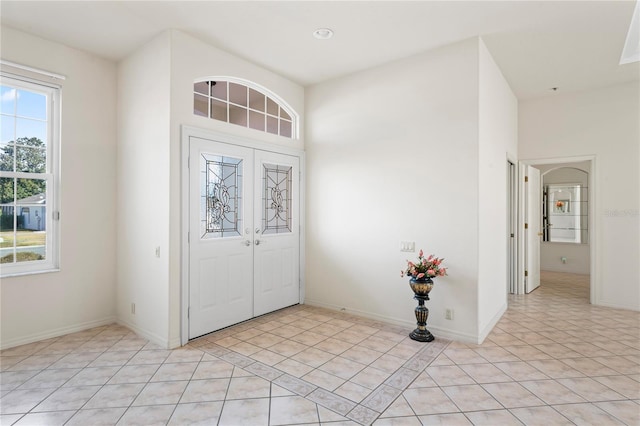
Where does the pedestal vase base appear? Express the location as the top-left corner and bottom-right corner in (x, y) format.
(409, 277), (435, 343)
(410, 328), (435, 342)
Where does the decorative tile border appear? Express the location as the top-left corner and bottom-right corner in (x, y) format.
(273, 373), (317, 397)
(244, 362), (283, 381)
(385, 368), (421, 390)
(361, 384), (403, 412)
(192, 305), (452, 425)
(308, 388), (357, 416)
(347, 404), (380, 424)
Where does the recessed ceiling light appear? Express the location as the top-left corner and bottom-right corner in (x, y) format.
(313, 28), (334, 40)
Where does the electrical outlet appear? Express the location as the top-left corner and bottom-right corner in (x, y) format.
(131, 303), (136, 315)
(445, 308), (453, 320)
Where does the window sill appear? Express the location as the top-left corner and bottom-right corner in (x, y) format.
(1, 268), (60, 279)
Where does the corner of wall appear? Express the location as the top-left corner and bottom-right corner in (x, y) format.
(116, 31), (172, 345)
(477, 301), (507, 344)
(477, 36), (518, 336)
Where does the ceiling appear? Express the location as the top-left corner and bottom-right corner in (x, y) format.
(1, 1), (638, 100)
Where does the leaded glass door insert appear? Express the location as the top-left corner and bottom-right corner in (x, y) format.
(200, 153), (242, 239)
(253, 150), (300, 317)
(262, 163), (292, 235)
(189, 140), (254, 339)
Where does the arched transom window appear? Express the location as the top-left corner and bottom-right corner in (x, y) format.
(194, 78), (297, 139)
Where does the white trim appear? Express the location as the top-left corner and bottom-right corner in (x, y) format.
(594, 299), (640, 312)
(506, 154), (518, 296)
(478, 302), (508, 344)
(299, 152), (306, 305)
(0, 59), (66, 81)
(1, 267), (60, 278)
(304, 298), (412, 328)
(304, 298), (479, 344)
(180, 125), (305, 346)
(424, 326), (478, 345)
(0, 317), (116, 350)
(517, 163), (527, 295)
(0, 74), (61, 277)
(117, 318), (171, 350)
(181, 129), (190, 346)
(182, 125), (303, 157)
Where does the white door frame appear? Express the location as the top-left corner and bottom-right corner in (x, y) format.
(521, 164), (542, 293)
(507, 158), (517, 294)
(180, 125), (305, 346)
(517, 156), (596, 304)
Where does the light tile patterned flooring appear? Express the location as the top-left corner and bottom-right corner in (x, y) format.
(1, 271), (639, 425)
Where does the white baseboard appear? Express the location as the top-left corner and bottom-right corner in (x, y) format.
(116, 318), (171, 349)
(304, 299), (479, 344)
(477, 302), (508, 344)
(594, 299), (640, 312)
(423, 325), (479, 345)
(168, 337), (183, 349)
(305, 298), (411, 328)
(0, 316), (117, 350)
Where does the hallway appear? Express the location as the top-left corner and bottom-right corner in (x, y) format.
(1, 272), (638, 425)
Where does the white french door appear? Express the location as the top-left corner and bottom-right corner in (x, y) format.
(187, 137), (300, 339)
(253, 149), (300, 316)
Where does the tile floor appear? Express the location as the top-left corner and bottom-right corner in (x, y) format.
(1, 271), (639, 425)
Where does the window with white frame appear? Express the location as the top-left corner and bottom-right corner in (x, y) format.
(194, 78), (297, 139)
(0, 74), (60, 276)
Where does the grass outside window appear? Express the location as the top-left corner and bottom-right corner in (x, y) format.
(0, 230), (46, 263)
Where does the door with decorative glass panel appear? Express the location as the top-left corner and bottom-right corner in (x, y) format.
(253, 149), (300, 317)
(188, 137), (299, 339)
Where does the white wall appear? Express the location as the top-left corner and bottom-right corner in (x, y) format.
(116, 32), (172, 346)
(477, 40), (518, 337)
(519, 82), (640, 311)
(541, 242), (590, 275)
(0, 27), (118, 348)
(306, 38), (490, 343)
(168, 30), (305, 346)
(539, 163), (590, 274)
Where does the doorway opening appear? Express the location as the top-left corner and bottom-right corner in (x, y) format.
(516, 157), (595, 304)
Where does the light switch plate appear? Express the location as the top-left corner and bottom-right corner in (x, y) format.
(400, 241), (415, 252)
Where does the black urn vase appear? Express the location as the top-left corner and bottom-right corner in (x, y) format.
(409, 277), (435, 342)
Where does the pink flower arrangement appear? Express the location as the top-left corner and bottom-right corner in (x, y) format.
(401, 249), (447, 280)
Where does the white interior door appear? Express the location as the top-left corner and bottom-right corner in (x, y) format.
(253, 150), (300, 316)
(189, 138), (254, 338)
(188, 137), (300, 339)
(525, 165), (541, 293)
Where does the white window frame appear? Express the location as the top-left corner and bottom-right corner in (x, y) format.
(193, 76), (299, 139)
(0, 73), (60, 277)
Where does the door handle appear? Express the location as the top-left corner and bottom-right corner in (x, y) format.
(242, 240), (251, 246)
(255, 239), (261, 246)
